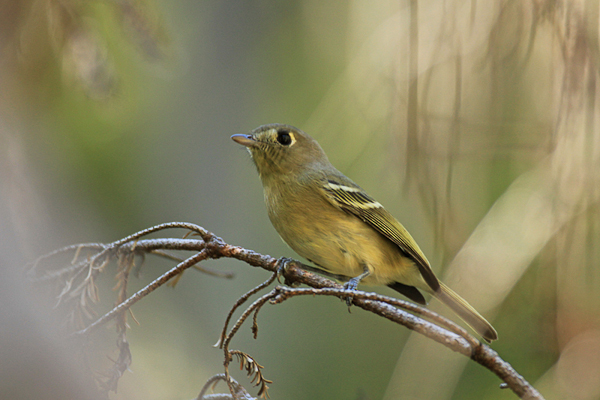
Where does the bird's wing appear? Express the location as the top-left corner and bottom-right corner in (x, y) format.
(319, 175), (440, 292)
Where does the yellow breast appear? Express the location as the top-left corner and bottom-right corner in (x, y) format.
(264, 181), (424, 289)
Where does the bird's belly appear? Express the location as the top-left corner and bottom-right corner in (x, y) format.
(276, 212), (421, 288)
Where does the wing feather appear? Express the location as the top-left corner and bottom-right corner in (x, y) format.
(321, 177), (440, 291)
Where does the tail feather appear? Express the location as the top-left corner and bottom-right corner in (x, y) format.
(387, 282), (427, 305)
(435, 282), (498, 342)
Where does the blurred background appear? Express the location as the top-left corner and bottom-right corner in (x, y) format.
(1, 1), (600, 399)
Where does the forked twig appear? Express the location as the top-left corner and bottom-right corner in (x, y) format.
(72, 249), (209, 336)
(30, 222), (544, 400)
(196, 374), (256, 400)
(215, 271), (279, 349)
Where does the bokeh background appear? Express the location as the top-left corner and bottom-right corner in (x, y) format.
(2, 1), (600, 399)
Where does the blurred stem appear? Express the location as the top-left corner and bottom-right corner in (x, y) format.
(405, 0), (419, 190)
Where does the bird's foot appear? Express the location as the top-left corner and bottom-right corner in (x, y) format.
(342, 279), (360, 309)
(275, 257), (299, 286)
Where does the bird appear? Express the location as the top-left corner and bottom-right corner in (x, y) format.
(231, 123), (498, 342)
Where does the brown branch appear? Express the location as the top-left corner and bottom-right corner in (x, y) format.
(215, 271), (279, 349)
(30, 222), (545, 400)
(265, 285), (540, 399)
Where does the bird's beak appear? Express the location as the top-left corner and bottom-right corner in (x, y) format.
(231, 134), (256, 147)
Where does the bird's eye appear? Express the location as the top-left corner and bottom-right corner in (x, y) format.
(276, 130), (293, 146)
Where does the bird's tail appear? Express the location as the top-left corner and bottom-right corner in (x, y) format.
(435, 282), (498, 342)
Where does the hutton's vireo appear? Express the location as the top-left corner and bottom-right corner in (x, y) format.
(232, 124), (497, 342)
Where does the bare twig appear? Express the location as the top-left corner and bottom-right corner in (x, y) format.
(215, 271), (279, 349)
(30, 222), (545, 400)
(266, 285), (539, 399)
(219, 291), (278, 398)
(196, 374), (256, 400)
(268, 285), (481, 348)
(149, 249), (235, 284)
(72, 249), (209, 336)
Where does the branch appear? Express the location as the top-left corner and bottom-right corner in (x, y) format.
(29, 222), (545, 400)
(196, 374), (256, 400)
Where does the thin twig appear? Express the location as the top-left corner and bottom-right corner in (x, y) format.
(31, 223), (545, 399)
(196, 374), (256, 400)
(268, 285), (481, 348)
(215, 271), (278, 349)
(221, 291), (279, 353)
(220, 291), (278, 399)
(72, 250), (209, 336)
(150, 249), (235, 279)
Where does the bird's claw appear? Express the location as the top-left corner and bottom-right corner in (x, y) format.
(342, 280), (359, 310)
(276, 257), (296, 286)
